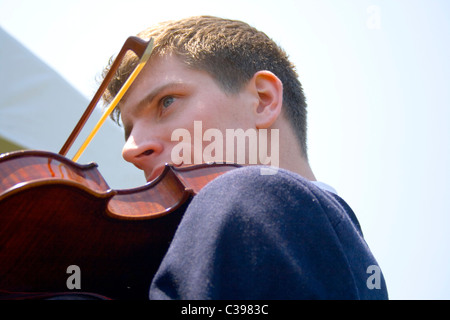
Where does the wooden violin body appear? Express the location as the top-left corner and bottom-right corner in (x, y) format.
(0, 150), (240, 299)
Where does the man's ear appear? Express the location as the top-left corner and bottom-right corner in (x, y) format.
(251, 71), (283, 129)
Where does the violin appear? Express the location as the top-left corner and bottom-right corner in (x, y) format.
(0, 37), (240, 299)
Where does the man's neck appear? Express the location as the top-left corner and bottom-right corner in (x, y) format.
(282, 155), (316, 181)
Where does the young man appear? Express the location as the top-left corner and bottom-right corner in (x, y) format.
(102, 16), (388, 299)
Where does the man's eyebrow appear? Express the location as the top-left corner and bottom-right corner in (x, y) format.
(121, 81), (186, 116)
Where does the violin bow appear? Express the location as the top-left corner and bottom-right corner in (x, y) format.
(59, 37), (154, 161)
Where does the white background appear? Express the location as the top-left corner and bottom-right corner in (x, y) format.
(1, 0), (449, 299)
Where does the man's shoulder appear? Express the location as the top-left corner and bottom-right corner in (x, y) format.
(154, 165), (387, 300)
(191, 165), (362, 234)
(202, 165), (319, 196)
(201, 166), (341, 208)
(191, 166), (350, 223)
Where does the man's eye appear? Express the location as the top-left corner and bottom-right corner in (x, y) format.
(161, 96), (176, 109)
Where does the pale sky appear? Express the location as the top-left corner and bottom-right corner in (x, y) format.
(1, 0), (449, 299)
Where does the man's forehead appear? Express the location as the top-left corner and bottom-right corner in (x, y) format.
(118, 54), (183, 107)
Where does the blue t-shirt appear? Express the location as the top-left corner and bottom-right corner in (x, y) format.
(149, 166), (388, 299)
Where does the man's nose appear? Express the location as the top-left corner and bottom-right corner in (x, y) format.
(122, 134), (161, 170)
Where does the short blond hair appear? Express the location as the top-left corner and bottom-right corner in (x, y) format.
(102, 16), (308, 156)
